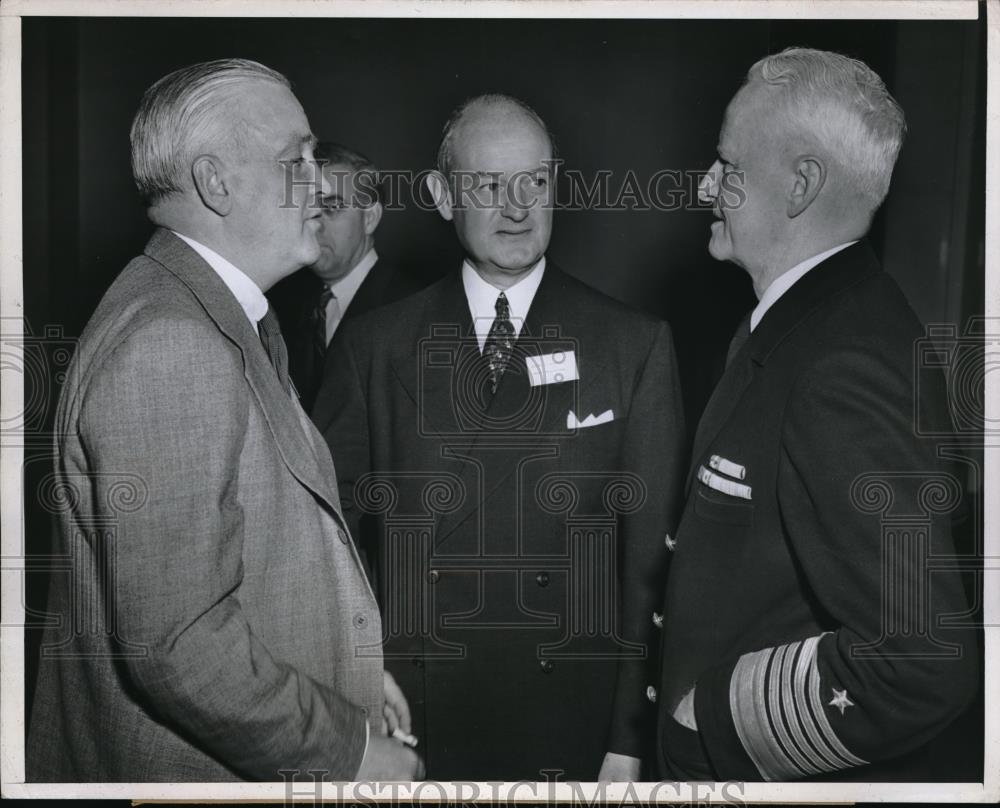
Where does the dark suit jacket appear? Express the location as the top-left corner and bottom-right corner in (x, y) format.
(656, 241), (978, 781)
(312, 264), (687, 780)
(267, 258), (420, 411)
(27, 229), (383, 781)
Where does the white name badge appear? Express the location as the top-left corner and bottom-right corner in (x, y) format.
(526, 350), (579, 387)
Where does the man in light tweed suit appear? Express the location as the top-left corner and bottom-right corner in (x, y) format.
(27, 59), (421, 782)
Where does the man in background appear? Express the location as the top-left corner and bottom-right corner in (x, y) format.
(656, 48), (977, 781)
(268, 142), (419, 411)
(27, 59), (420, 782)
(313, 94), (686, 781)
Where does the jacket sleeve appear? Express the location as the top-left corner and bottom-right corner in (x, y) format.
(694, 345), (978, 779)
(608, 320), (687, 758)
(80, 316), (368, 780)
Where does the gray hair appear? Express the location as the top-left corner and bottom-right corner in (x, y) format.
(436, 93), (556, 179)
(130, 58), (290, 205)
(746, 47), (906, 210)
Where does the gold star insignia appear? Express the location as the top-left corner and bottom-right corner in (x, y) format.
(828, 687), (855, 715)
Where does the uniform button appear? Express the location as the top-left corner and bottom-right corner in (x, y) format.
(412, 656), (424, 669)
(652, 611), (663, 629)
(535, 571), (550, 587)
(646, 685), (658, 703)
(540, 659), (554, 674)
(664, 533), (676, 551)
(337, 527), (349, 544)
(352, 613), (368, 629)
(428, 569), (440, 584)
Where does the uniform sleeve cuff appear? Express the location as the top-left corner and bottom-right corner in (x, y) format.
(695, 661), (761, 781)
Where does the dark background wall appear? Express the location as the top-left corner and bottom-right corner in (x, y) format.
(18, 14), (985, 771)
(21, 16), (985, 420)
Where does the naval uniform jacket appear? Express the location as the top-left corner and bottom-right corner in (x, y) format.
(312, 263), (686, 780)
(656, 240), (977, 781)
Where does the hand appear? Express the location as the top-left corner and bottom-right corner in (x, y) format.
(355, 732), (425, 781)
(380, 671), (412, 736)
(672, 686), (698, 731)
(598, 751), (641, 782)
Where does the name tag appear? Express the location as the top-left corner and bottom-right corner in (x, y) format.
(526, 350), (579, 387)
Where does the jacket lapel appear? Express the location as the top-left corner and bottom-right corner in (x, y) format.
(432, 264), (605, 544)
(144, 229), (345, 520)
(687, 240), (881, 490)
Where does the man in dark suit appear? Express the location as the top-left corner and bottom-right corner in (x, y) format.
(313, 94), (686, 781)
(656, 48), (977, 781)
(27, 59), (420, 782)
(268, 142), (420, 411)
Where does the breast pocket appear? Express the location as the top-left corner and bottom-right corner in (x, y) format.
(693, 486), (754, 526)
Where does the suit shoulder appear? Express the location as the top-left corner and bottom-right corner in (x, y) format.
(813, 268), (925, 354)
(80, 256), (240, 371)
(338, 275), (443, 341)
(554, 268), (669, 338)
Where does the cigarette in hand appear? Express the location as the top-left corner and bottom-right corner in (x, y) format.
(392, 727), (418, 748)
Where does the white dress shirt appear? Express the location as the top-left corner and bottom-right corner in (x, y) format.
(323, 249), (378, 345)
(750, 241), (858, 332)
(462, 257), (546, 353)
(171, 231), (269, 325)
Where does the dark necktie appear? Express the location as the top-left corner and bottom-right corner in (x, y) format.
(484, 292), (515, 393)
(312, 284), (334, 367)
(258, 306), (291, 394)
(725, 311), (753, 367)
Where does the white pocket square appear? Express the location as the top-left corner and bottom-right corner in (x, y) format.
(567, 409), (614, 429)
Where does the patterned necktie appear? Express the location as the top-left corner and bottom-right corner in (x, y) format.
(725, 311), (753, 367)
(484, 292), (515, 393)
(313, 284), (334, 365)
(258, 306), (291, 394)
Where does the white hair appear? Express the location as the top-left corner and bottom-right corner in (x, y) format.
(747, 47), (906, 211)
(129, 58), (290, 205)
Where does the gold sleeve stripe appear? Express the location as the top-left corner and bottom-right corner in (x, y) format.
(729, 633), (868, 780)
(791, 635), (847, 771)
(807, 645), (867, 768)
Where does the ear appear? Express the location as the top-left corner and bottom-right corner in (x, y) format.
(787, 155), (825, 218)
(424, 171), (454, 221)
(191, 154), (232, 216)
(363, 200), (383, 236)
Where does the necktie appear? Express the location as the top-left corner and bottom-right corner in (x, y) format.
(725, 311), (753, 367)
(325, 288), (343, 345)
(258, 306), (291, 394)
(484, 292), (515, 393)
(313, 284), (334, 365)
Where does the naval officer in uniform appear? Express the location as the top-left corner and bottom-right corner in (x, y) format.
(655, 47), (977, 781)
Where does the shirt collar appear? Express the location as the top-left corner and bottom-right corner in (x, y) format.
(171, 231), (269, 325)
(328, 248), (378, 312)
(750, 241), (858, 332)
(462, 257), (546, 352)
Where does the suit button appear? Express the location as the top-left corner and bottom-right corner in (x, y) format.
(652, 611), (663, 629)
(535, 571), (550, 587)
(337, 527), (349, 544)
(428, 570), (440, 584)
(412, 656), (424, 669)
(540, 659), (554, 674)
(352, 613), (368, 629)
(646, 685), (657, 703)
